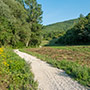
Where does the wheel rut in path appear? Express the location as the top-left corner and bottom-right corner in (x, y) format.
(14, 50), (88, 90)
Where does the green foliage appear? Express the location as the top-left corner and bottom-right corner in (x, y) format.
(57, 13), (90, 45)
(0, 48), (38, 90)
(25, 0), (43, 47)
(0, 0), (42, 47)
(42, 19), (78, 40)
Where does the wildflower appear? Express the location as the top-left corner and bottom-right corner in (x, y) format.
(1, 55), (6, 57)
(3, 61), (7, 65)
(0, 48), (3, 52)
(7, 64), (9, 67)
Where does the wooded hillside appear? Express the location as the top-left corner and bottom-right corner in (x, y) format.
(56, 13), (90, 45)
(42, 19), (78, 40)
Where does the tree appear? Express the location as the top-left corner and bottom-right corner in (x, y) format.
(0, 0), (43, 47)
(0, 0), (31, 47)
(56, 13), (90, 45)
(80, 14), (84, 18)
(24, 0), (43, 46)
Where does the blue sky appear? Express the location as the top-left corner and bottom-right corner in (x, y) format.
(37, 0), (90, 25)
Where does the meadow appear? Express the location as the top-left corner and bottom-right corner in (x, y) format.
(0, 47), (38, 90)
(20, 46), (90, 88)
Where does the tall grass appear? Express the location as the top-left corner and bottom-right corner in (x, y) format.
(0, 47), (38, 90)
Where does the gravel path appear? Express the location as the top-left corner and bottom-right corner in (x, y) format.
(14, 50), (88, 90)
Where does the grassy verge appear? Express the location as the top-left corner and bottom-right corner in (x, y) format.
(20, 46), (90, 88)
(0, 47), (38, 90)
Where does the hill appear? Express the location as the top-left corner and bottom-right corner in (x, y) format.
(56, 13), (90, 45)
(42, 19), (79, 40)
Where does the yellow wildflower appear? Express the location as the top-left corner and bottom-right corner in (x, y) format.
(3, 61), (7, 65)
(3, 61), (9, 67)
(1, 55), (6, 58)
(7, 64), (9, 67)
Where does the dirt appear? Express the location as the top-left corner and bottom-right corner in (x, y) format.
(26, 47), (90, 66)
(14, 49), (88, 90)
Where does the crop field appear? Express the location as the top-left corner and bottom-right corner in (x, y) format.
(0, 47), (37, 90)
(25, 46), (90, 66)
(21, 46), (90, 88)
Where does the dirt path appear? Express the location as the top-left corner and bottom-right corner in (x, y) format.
(14, 50), (88, 90)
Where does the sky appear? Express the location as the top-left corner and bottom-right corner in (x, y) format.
(37, 0), (90, 25)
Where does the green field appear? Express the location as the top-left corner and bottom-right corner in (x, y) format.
(51, 46), (90, 52)
(20, 46), (90, 88)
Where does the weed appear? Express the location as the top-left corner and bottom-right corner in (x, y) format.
(0, 47), (38, 90)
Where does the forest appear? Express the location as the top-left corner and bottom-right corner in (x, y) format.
(56, 14), (90, 45)
(42, 19), (78, 40)
(0, 0), (42, 48)
(42, 14), (90, 46)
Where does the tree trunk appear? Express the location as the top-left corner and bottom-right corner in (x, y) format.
(26, 40), (29, 47)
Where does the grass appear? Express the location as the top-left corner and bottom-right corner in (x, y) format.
(20, 46), (90, 88)
(0, 47), (38, 90)
(51, 45), (90, 52)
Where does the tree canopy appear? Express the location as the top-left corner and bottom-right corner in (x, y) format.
(56, 13), (90, 45)
(0, 0), (42, 47)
